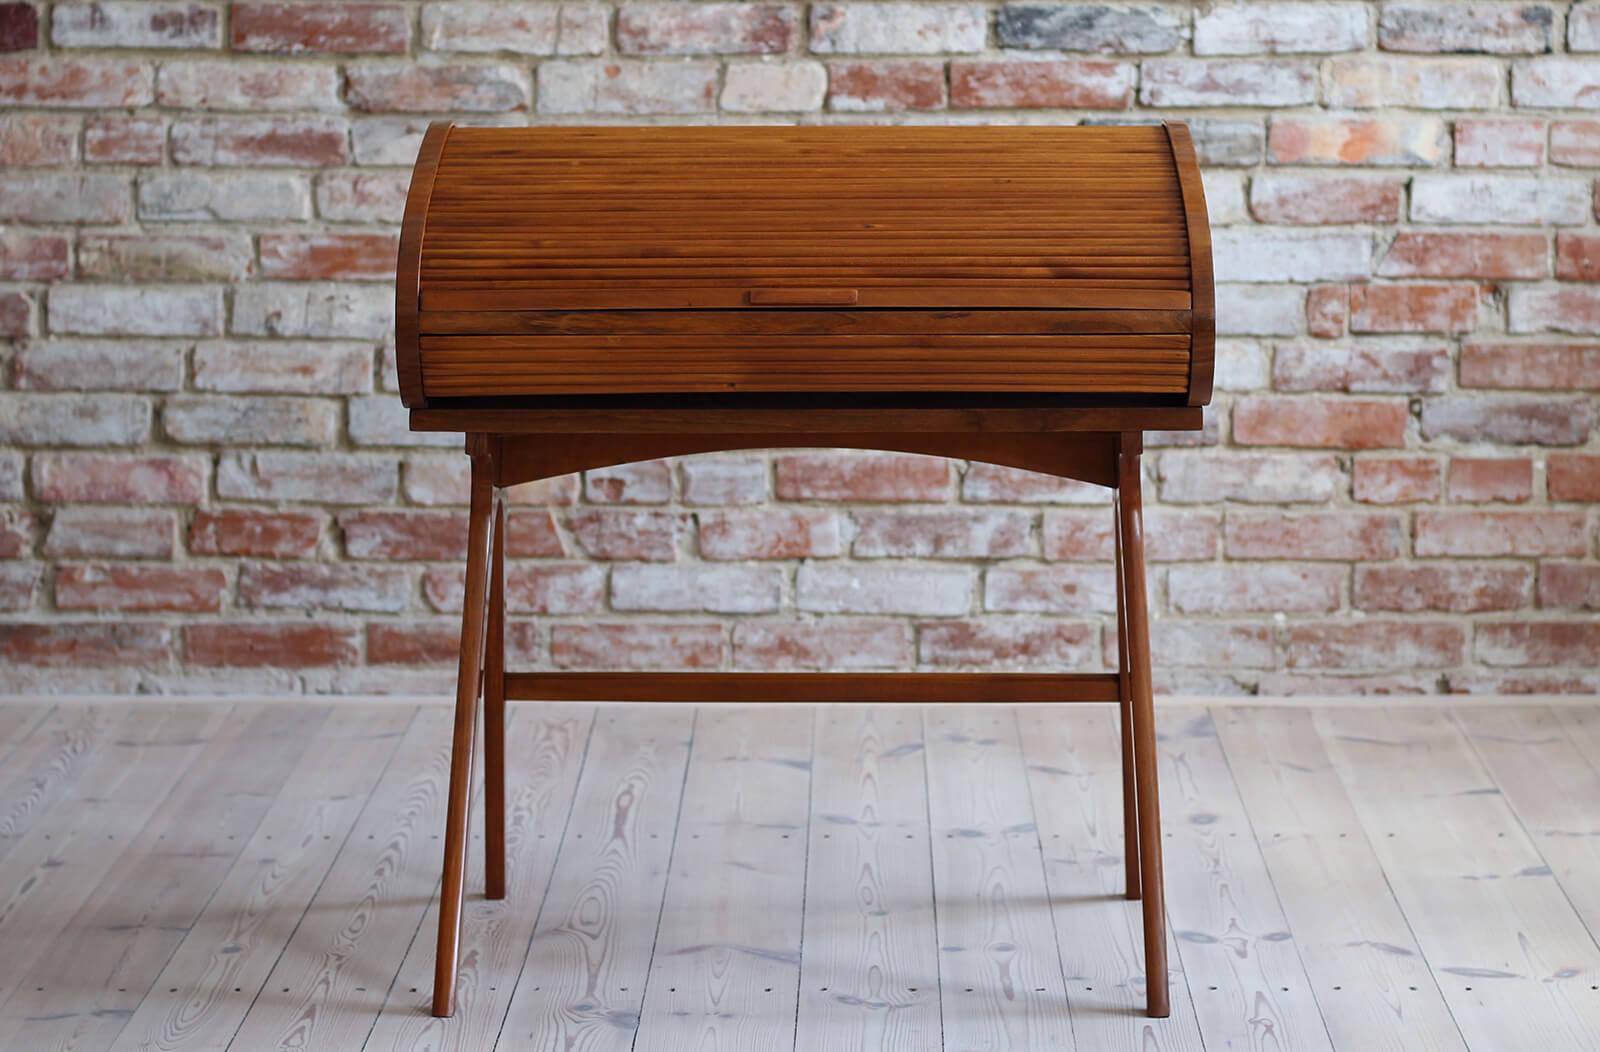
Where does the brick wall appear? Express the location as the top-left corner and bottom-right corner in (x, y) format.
(0, 1), (1596, 696)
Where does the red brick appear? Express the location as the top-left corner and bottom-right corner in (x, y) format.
(1460, 342), (1600, 389)
(0, 508), (33, 558)
(1350, 284), (1481, 334)
(776, 452), (952, 502)
(190, 509), (321, 558)
(0, 113), (76, 165)
(1415, 510), (1588, 557)
(0, 290), (32, 338)
(1453, 118), (1546, 167)
(1447, 457), (1533, 503)
(1556, 233), (1600, 282)
(506, 509), (565, 557)
(45, 507), (174, 558)
(827, 59), (945, 111)
(339, 510), (464, 560)
(1420, 395), (1591, 446)
(0, 57), (152, 107)
(1378, 232), (1547, 280)
(584, 460), (672, 504)
(1226, 511), (1404, 560)
(1233, 397), (1409, 449)
(171, 116), (347, 167)
(1552, 121), (1600, 167)
(1476, 622), (1600, 667)
(1306, 284), (1348, 337)
(0, 232), (68, 280)
(1272, 341), (1449, 393)
(1250, 174), (1404, 224)
(185, 622), (358, 668)
(1268, 114), (1448, 166)
(1548, 454), (1600, 502)
(32, 453), (206, 504)
(84, 114), (163, 164)
(1284, 622), (1465, 670)
(345, 63), (528, 112)
(0, 3), (37, 51)
(918, 619), (1096, 668)
(698, 509), (842, 560)
(1539, 564), (1600, 610)
(617, 3), (794, 54)
(56, 564), (225, 612)
(367, 620), (540, 666)
(1356, 457), (1446, 505)
(852, 509), (1029, 559)
(950, 59), (1134, 109)
(567, 509), (679, 562)
(732, 618), (911, 669)
(1040, 509), (1218, 562)
(1169, 563), (1344, 614)
(231, 3), (409, 53)
(961, 462), (1103, 504)
(1355, 564), (1531, 613)
(0, 622), (172, 667)
(258, 233), (397, 281)
(551, 622), (725, 669)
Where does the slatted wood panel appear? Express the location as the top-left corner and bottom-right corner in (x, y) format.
(400, 124), (1210, 401)
(1, 700), (1598, 1051)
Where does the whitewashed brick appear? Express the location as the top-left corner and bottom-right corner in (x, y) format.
(138, 172), (311, 222)
(1216, 284), (1306, 336)
(722, 61), (826, 112)
(1194, 3), (1369, 55)
(13, 340), (185, 392)
(163, 396), (339, 446)
(1214, 229), (1372, 282)
(217, 451), (397, 503)
(537, 60), (718, 114)
(422, 2), (607, 54)
(1201, 170), (1247, 224)
(996, 4), (1185, 53)
(613, 564), (784, 613)
(232, 283), (392, 340)
(1380, 3), (1556, 54)
(193, 340), (372, 394)
(1411, 175), (1591, 226)
(49, 285), (222, 337)
(348, 396), (458, 447)
(798, 564), (974, 616)
(52, 2), (221, 48)
(157, 61), (341, 111)
(810, 3), (987, 53)
(1140, 59), (1317, 106)
(0, 174), (129, 224)
(0, 395), (150, 446)
(1327, 56), (1503, 108)
(1512, 57), (1600, 107)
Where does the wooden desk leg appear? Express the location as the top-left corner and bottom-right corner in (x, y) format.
(1114, 492), (1141, 902)
(1118, 435), (1169, 1019)
(484, 494), (507, 901)
(432, 450), (495, 1018)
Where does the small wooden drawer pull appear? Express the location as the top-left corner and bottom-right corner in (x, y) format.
(746, 287), (860, 307)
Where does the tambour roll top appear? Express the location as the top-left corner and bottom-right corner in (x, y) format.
(396, 122), (1214, 408)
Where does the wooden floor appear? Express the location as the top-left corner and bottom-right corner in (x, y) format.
(0, 701), (1598, 1051)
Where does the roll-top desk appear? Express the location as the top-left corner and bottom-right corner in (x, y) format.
(398, 121), (1214, 1020)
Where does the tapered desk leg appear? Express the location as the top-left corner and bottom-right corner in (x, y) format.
(484, 495), (507, 901)
(1114, 493), (1141, 902)
(432, 449), (495, 1018)
(1117, 435), (1169, 1019)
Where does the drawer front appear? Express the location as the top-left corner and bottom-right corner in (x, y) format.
(417, 310), (1192, 397)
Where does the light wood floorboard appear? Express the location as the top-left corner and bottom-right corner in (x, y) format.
(0, 700), (1595, 1051)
